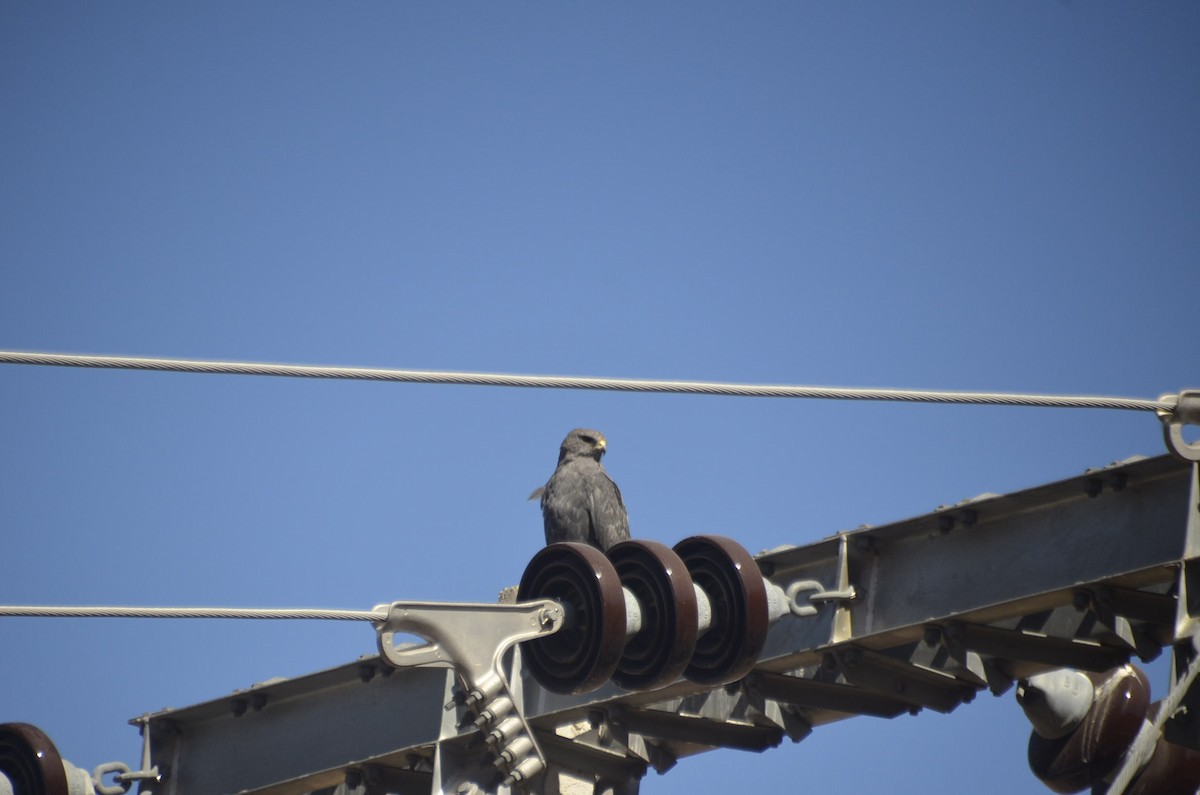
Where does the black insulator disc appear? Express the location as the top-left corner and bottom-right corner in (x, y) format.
(518, 542), (626, 694)
(674, 535), (769, 686)
(608, 539), (698, 691)
(0, 723), (69, 795)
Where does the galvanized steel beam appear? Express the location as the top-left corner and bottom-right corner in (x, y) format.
(134, 455), (1199, 795)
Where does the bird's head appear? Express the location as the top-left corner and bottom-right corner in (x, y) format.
(559, 428), (608, 463)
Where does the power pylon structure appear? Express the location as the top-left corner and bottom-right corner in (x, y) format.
(3, 453), (1200, 794)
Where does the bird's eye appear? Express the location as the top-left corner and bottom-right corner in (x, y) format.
(579, 435), (596, 445)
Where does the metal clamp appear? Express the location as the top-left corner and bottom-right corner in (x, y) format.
(1159, 390), (1200, 462)
(373, 600), (564, 787)
(374, 600), (562, 683)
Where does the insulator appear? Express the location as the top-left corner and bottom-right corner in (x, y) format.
(0, 723), (69, 795)
(1017, 670), (1095, 739)
(518, 543), (626, 694)
(607, 540), (699, 691)
(674, 535), (770, 686)
(1024, 664), (1150, 794)
(519, 535), (790, 694)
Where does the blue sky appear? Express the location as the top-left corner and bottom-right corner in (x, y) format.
(2, 3), (1197, 792)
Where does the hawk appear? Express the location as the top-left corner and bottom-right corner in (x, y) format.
(531, 428), (631, 551)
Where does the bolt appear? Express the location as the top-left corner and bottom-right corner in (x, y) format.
(1112, 473), (1128, 492)
(1086, 478), (1103, 498)
(474, 696), (513, 728)
(344, 769), (364, 789)
(487, 716), (523, 747)
(923, 626), (942, 646)
(250, 692), (268, 712)
(962, 510), (978, 528)
(444, 688), (467, 712)
(938, 515), (955, 534)
(1073, 591), (1091, 611)
(230, 698), (248, 717)
(358, 663), (376, 683)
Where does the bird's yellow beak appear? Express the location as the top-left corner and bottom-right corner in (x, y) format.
(596, 438), (607, 451)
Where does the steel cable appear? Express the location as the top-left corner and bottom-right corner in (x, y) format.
(0, 605), (387, 621)
(0, 351), (1172, 413)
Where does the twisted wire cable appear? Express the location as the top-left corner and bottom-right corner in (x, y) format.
(0, 351), (1171, 413)
(0, 605), (387, 621)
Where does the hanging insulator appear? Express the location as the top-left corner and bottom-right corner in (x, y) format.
(1019, 665), (1149, 794)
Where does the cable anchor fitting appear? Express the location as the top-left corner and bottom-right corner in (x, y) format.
(92, 715), (161, 795)
(779, 580), (858, 619)
(1158, 390), (1200, 462)
(373, 600), (564, 787)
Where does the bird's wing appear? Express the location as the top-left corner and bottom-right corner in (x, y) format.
(590, 469), (630, 551)
(540, 464), (591, 546)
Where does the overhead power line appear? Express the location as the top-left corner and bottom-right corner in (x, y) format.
(0, 605), (386, 621)
(0, 349), (1173, 413)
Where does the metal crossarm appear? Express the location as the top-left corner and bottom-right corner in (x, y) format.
(108, 454), (1199, 795)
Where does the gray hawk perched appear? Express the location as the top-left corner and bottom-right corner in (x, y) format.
(531, 428), (631, 551)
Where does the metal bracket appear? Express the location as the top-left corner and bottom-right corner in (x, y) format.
(373, 599), (564, 788)
(1159, 390), (1200, 462)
